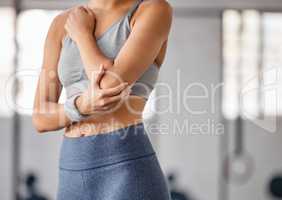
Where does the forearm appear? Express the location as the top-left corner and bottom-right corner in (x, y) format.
(77, 34), (113, 78)
(32, 102), (71, 133)
(70, 0), (172, 91)
(77, 35), (131, 90)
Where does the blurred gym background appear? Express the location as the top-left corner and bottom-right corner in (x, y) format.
(1, 0), (282, 199)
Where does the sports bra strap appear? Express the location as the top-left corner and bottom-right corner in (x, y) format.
(127, 0), (143, 20)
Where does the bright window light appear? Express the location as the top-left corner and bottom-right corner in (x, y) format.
(16, 9), (61, 115)
(223, 10), (282, 119)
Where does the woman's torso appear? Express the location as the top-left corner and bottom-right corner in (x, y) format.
(58, 0), (165, 137)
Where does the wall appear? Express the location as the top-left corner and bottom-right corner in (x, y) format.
(0, 117), (13, 200)
(156, 12), (222, 200)
(0, 116), (62, 199)
(171, 0), (282, 10)
(20, 116), (62, 199)
(2, 0), (282, 10)
(226, 117), (282, 200)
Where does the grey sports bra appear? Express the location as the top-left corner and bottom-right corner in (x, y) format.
(58, 0), (159, 100)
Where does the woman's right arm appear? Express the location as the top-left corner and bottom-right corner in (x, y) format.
(32, 13), (71, 133)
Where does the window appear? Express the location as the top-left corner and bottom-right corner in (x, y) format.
(223, 10), (282, 119)
(16, 9), (61, 115)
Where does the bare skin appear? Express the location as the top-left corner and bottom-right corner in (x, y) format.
(32, 0), (172, 137)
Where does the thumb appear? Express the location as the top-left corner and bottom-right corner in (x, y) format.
(93, 64), (105, 89)
(84, 6), (95, 16)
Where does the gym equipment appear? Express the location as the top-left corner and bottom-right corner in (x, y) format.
(223, 117), (255, 184)
(168, 173), (192, 200)
(223, 11), (255, 185)
(268, 174), (282, 198)
(23, 173), (49, 200)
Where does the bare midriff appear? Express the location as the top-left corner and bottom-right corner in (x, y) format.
(64, 96), (146, 138)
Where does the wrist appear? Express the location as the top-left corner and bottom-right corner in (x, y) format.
(76, 32), (95, 47)
(75, 95), (89, 116)
(64, 94), (89, 123)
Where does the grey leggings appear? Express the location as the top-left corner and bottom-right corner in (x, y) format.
(57, 123), (171, 200)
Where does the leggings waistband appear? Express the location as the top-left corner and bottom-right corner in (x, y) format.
(59, 123), (155, 170)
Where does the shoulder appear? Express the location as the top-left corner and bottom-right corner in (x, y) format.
(47, 9), (73, 42)
(141, 0), (172, 11)
(138, 0), (173, 20)
(132, 0), (172, 37)
(133, 0), (173, 32)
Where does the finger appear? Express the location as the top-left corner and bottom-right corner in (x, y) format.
(93, 65), (105, 88)
(102, 87), (131, 106)
(64, 20), (71, 33)
(83, 6), (94, 16)
(64, 23), (68, 31)
(98, 89), (131, 112)
(100, 83), (129, 97)
(68, 13), (75, 23)
(79, 6), (88, 13)
(76, 6), (85, 11)
(100, 102), (118, 111)
(99, 106), (113, 112)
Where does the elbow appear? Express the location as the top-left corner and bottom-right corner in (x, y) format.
(100, 60), (124, 89)
(32, 113), (48, 133)
(102, 59), (114, 70)
(99, 76), (121, 90)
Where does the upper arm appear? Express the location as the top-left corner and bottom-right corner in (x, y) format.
(33, 12), (68, 112)
(100, 0), (172, 88)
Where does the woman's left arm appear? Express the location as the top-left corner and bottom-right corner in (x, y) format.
(66, 1), (172, 89)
